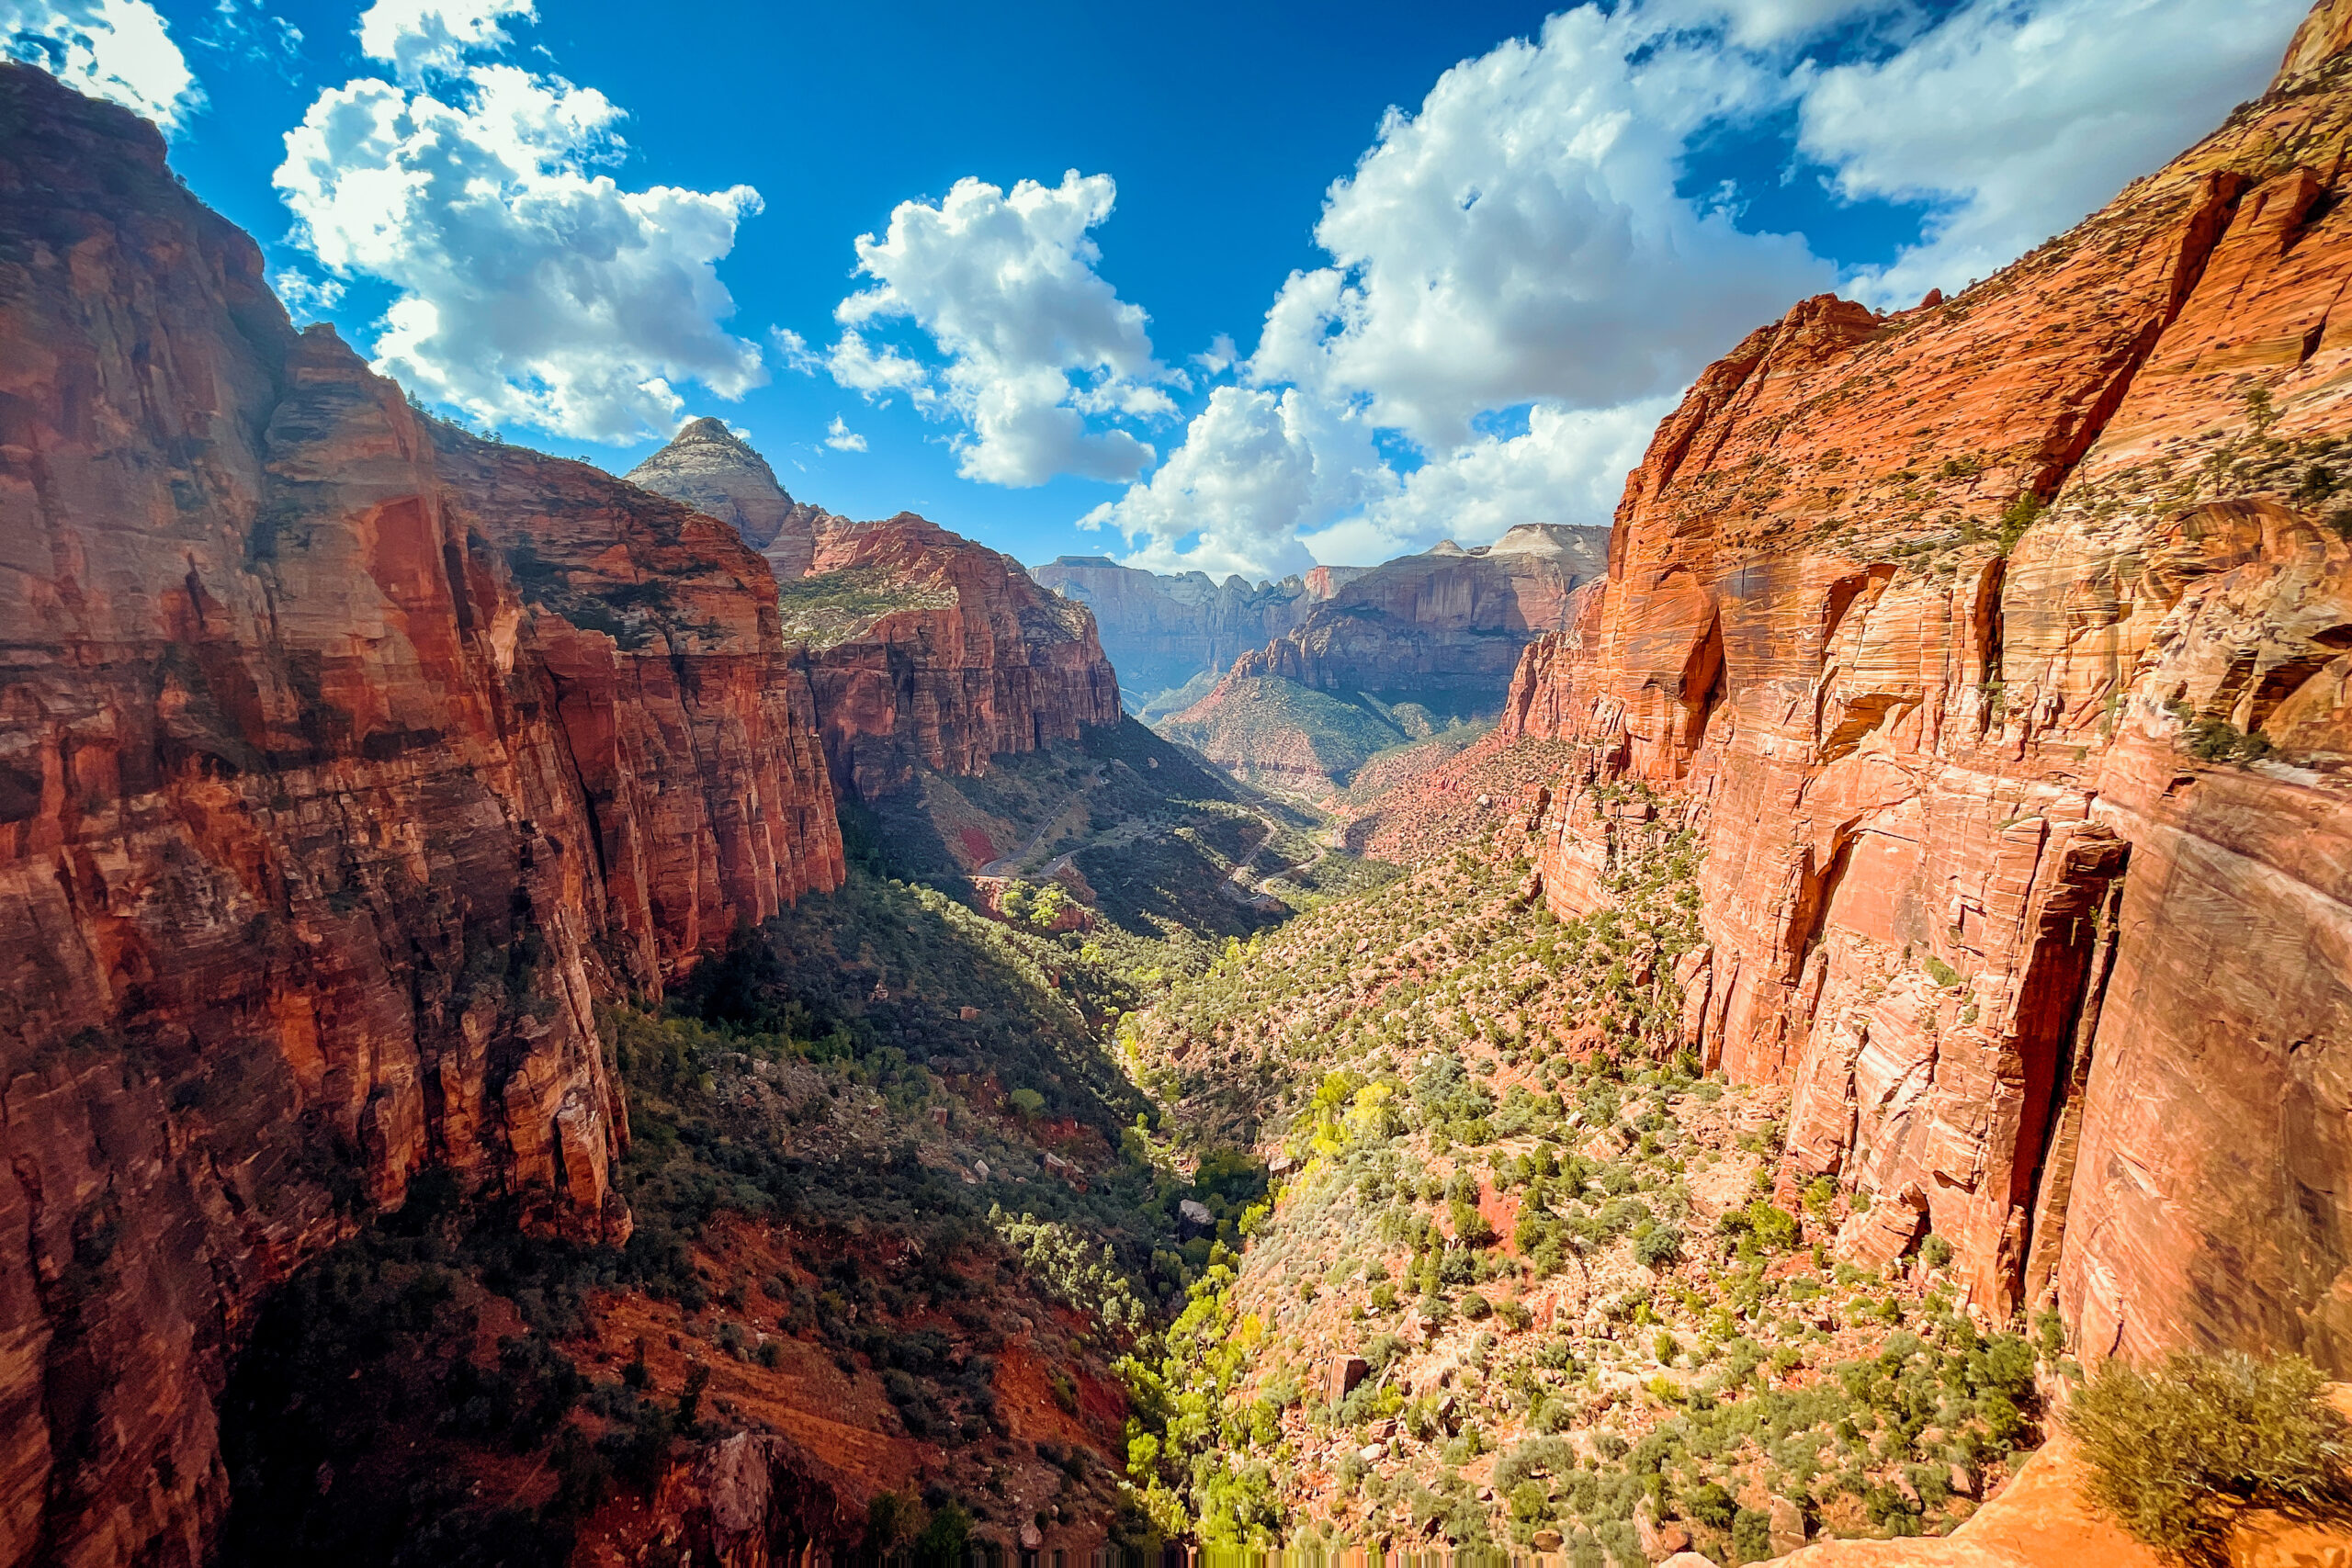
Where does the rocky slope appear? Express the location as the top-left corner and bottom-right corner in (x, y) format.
(0, 62), (842, 1568)
(1503, 7), (2352, 1378)
(800, 514), (1124, 801)
(1160, 525), (1608, 792)
(624, 415), (831, 580)
(1223, 524), (1609, 714)
(1031, 556), (1343, 705)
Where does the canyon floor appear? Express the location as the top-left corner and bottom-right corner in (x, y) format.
(196, 725), (2102, 1568)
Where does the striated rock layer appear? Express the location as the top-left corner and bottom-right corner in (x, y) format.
(0, 64), (841, 1568)
(1506, 14), (2352, 1374)
(1224, 523), (1609, 716)
(624, 414), (831, 580)
(1031, 556), (1340, 701)
(805, 515), (1123, 800)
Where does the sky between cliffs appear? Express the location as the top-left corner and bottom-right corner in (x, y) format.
(2, 0), (2307, 577)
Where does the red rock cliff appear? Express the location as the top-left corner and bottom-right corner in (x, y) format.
(1508, 28), (2352, 1371)
(799, 514), (1124, 799)
(1230, 523), (1608, 715)
(0, 63), (840, 1568)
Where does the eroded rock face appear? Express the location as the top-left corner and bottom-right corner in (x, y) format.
(624, 415), (828, 580)
(1031, 556), (1323, 700)
(1509, 35), (2352, 1371)
(0, 64), (841, 1568)
(1227, 524), (1610, 716)
(804, 515), (1123, 800)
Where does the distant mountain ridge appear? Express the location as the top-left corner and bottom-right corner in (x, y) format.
(1031, 555), (1371, 708)
(1159, 523), (1611, 791)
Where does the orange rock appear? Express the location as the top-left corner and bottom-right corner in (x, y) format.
(1509, 11), (2352, 1366)
(801, 513), (1122, 800)
(1758, 1429), (2352, 1566)
(0, 62), (842, 1566)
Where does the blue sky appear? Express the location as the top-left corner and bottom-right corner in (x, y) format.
(4, 0), (2308, 574)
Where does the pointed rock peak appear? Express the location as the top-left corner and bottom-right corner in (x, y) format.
(624, 416), (819, 575)
(669, 414), (754, 450)
(1427, 539), (1468, 557)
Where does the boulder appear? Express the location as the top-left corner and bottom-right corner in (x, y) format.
(1770, 1494), (1809, 1554)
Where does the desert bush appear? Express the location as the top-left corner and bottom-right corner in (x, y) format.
(2067, 1349), (2352, 1565)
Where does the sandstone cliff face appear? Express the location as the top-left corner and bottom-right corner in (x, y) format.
(802, 515), (1123, 800)
(1031, 555), (1322, 700)
(1507, 31), (2352, 1372)
(1227, 524), (1609, 715)
(623, 415), (828, 580)
(0, 64), (840, 1568)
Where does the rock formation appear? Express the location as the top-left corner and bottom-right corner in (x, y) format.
(0, 62), (841, 1568)
(1504, 12), (2352, 1373)
(1223, 523), (1609, 715)
(1031, 556), (1336, 702)
(801, 515), (1124, 800)
(624, 414), (829, 580)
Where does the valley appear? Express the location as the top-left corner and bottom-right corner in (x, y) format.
(3, 5), (2352, 1567)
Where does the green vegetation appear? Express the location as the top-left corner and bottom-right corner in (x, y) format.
(774, 561), (957, 649)
(1115, 778), (2060, 1558)
(2068, 1350), (2352, 1565)
(1157, 677), (1432, 792)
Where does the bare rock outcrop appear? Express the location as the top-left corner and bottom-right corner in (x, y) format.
(0, 62), (841, 1568)
(1508, 27), (2352, 1373)
(624, 414), (828, 579)
(801, 514), (1123, 800)
(1225, 523), (1609, 715)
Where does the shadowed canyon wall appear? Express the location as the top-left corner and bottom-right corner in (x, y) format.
(0, 64), (842, 1568)
(1504, 15), (2352, 1373)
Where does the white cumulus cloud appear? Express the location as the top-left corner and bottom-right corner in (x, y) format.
(1250, 4), (1835, 451)
(1804, 0), (2306, 306)
(823, 414), (866, 452)
(1319, 400), (1671, 563)
(1080, 387), (1395, 580)
(1088, 0), (2282, 576)
(275, 39), (766, 443)
(2, 0), (198, 130)
(357, 0), (531, 85)
(825, 171), (1169, 487)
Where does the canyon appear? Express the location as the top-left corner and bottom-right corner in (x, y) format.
(1501, 5), (2352, 1372)
(1226, 524), (1610, 714)
(1030, 556), (1363, 710)
(0, 59), (1121, 1567)
(1161, 524), (1609, 792)
(1, 1), (2350, 1563)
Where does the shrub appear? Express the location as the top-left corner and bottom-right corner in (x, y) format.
(1687, 1480), (1737, 1529)
(1731, 1506), (1773, 1562)
(2067, 1349), (2352, 1566)
(1634, 1224), (1683, 1269)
